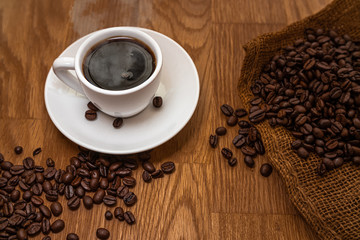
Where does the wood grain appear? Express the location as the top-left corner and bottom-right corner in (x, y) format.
(0, 0), (332, 239)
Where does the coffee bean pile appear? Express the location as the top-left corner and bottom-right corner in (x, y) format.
(85, 96), (164, 127)
(209, 104), (273, 177)
(249, 28), (360, 175)
(0, 146), (175, 239)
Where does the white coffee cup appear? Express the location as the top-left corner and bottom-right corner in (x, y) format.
(52, 27), (162, 118)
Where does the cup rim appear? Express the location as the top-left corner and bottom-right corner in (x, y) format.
(74, 27), (162, 95)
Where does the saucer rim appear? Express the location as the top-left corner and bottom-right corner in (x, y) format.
(44, 27), (200, 154)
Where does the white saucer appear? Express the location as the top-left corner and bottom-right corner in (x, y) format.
(44, 27), (200, 154)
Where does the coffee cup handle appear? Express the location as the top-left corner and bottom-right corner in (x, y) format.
(52, 57), (85, 95)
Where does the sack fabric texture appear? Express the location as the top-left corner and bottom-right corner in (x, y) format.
(238, 0), (360, 239)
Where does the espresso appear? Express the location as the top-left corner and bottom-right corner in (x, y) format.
(83, 37), (155, 91)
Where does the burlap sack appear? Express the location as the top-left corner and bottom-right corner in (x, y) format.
(238, 0), (360, 239)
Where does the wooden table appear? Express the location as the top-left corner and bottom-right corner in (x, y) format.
(0, 0), (333, 239)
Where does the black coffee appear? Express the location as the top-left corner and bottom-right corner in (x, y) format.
(83, 37), (155, 91)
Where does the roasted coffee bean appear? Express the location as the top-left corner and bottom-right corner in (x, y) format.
(123, 192), (137, 206)
(75, 186), (85, 198)
(334, 157), (344, 168)
(27, 222), (41, 236)
(65, 185), (74, 200)
(10, 190), (20, 202)
(116, 185), (129, 199)
(16, 228), (27, 240)
(67, 196), (80, 210)
(124, 211), (136, 225)
(122, 176), (136, 188)
(323, 158), (335, 170)
(113, 118), (123, 128)
(142, 161), (155, 173)
(235, 108), (247, 118)
(209, 134), (218, 148)
(317, 163), (326, 176)
(10, 165), (24, 175)
(85, 110), (97, 120)
(39, 205), (51, 219)
(83, 196), (93, 209)
(89, 178), (99, 191)
(153, 96), (163, 108)
(23, 157), (35, 170)
(41, 218), (50, 235)
(51, 219), (65, 233)
(114, 207), (124, 221)
(161, 162), (175, 174)
(226, 115), (238, 126)
(31, 196), (43, 206)
(151, 169), (164, 179)
(22, 191), (32, 202)
(215, 127), (227, 136)
(220, 104), (234, 116)
(93, 189), (105, 204)
(87, 101), (98, 111)
(50, 202), (62, 216)
(142, 170), (152, 183)
(260, 163), (273, 177)
(43, 236), (51, 240)
(33, 147), (42, 156)
(1, 161), (13, 171)
(249, 109), (265, 123)
(96, 208), (109, 220)
(103, 195), (117, 206)
(232, 135), (246, 148)
(67, 233), (79, 240)
(297, 147), (309, 159)
(99, 178), (109, 189)
(14, 146), (23, 155)
(96, 228), (110, 240)
(241, 146), (257, 156)
(228, 158), (237, 167)
(244, 156), (254, 168)
(221, 148), (233, 159)
(44, 167), (56, 180)
(254, 140), (265, 155)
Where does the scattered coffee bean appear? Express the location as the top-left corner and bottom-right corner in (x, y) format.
(67, 233), (79, 240)
(33, 147), (42, 156)
(113, 118), (123, 128)
(103, 195), (117, 206)
(83, 196), (93, 209)
(46, 158), (55, 167)
(50, 202), (62, 216)
(235, 108), (247, 118)
(221, 148), (233, 159)
(123, 192), (137, 206)
(142, 170), (152, 182)
(209, 135), (218, 148)
(87, 101), (99, 111)
(14, 146), (23, 155)
(220, 104), (234, 116)
(227, 115), (238, 126)
(228, 158), (237, 167)
(96, 228), (110, 239)
(114, 207), (124, 221)
(27, 222), (41, 236)
(244, 156), (255, 168)
(142, 161), (155, 173)
(85, 110), (97, 120)
(50, 219), (65, 233)
(215, 127), (227, 136)
(161, 162), (175, 174)
(105, 210), (113, 220)
(153, 96), (163, 108)
(124, 211), (136, 225)
(93, 189), (105, 204)
(260, 163), (273, 177)
(67, 196), (80, 210)
(151, 169), (164, 179)
(16, 228), (27, 240)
